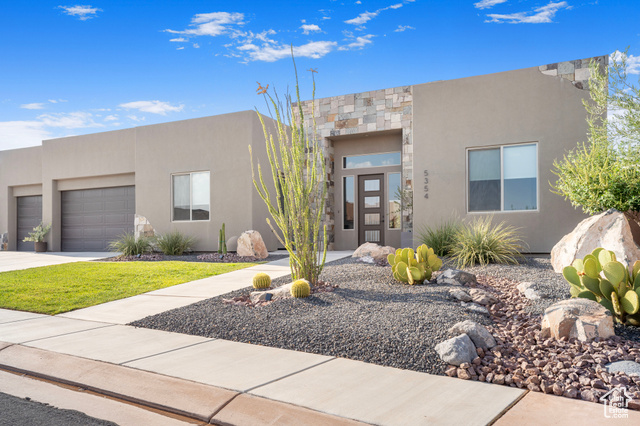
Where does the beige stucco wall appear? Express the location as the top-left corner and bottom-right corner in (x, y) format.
(0, 147), (43, 250)
(331, 131), (403, 250)
(412, 66), (590, 253)
(134, 111), (278, 252)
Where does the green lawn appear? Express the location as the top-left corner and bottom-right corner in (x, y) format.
(0, 261), (257, 315)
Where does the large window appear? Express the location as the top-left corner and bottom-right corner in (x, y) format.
(173, 171), (210, 221)
(468, 144), (537, 212)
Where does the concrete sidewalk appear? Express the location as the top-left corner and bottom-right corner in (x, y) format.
(1, 253), (639, 424)
(0, 251), (115, 273)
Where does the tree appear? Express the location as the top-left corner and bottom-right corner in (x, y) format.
(249, 57), (327, 285)
(552, 49), (640, 219)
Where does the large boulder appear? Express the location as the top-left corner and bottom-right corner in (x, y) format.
(237, 230), (268, 259)
(540, 299), (615, 342)
(352, 242), (395, 262)
(551, 209), (640, 273)
(435, 334), (477, 366)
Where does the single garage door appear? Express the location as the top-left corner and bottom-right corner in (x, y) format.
(17, 195), (43, 252)
(62, 186), (135, 252)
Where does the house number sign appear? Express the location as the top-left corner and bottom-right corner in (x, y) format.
(423, 170), (429, 199)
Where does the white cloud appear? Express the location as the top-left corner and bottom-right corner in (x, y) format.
(127, 115), (146, 122)
(21, 103), (45, 110)
(170, 37), (188, 42)
(165, 12), (244, 37)
(339, 34), (375, 51)
(301, 24), (321, 34)
(193, 43), (200, 48)
(58, 5), (102, 21)
(474, 0), (508, 9)
(104, 114), (118, 121)
(394, 25), (415, 32)
(345, 3), (404, 26)
(118, 100), (184, 115)
(240, 41), (338, 62)
(611, 51), (640, 75)
(485, 1), (570, 24)
(176, 46), (185, 50)
(345, 11), (379, 25)
(37, 111), (103, 129)
(0, 121), (50, 150)
(356, 1), (361, 4)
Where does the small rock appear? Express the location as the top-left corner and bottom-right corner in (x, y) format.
(469, 288), (499, 306)
(457, 368), (472, 380)
(564, 386), (578, 399)
(436, 269), (477, 286)
(580, 389), (599, 403)
(449, 320), (497, 350)
(540, 299), (615, 342)
(605, 360), (640, 377)
(449, 288), (472, 302)
(460, 302), (489, 316)
(445, 366), (458, 377)
(435, 334), (478, 366)
(552, 382), (564, 396)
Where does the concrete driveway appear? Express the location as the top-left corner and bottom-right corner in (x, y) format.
(0, 252), (115, 273)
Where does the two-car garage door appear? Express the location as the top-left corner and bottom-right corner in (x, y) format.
(61, 186), (135, 252)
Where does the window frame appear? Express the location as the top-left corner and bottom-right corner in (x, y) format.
(466, 142), (539, 214)
(171, 171), (211, 222)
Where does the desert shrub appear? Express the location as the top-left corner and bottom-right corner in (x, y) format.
(155, 230), (195, 256)
(108, 232), (153, 257)
(449, 216), (526, 268)
(417, 219), (461, 257)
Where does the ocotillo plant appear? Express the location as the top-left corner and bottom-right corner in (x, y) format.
(249, 53), (327, 285)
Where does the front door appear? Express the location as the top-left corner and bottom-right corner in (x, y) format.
(358, 174), (384, 246)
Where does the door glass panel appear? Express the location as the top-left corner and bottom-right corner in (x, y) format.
(364, 213), (380, 225)
(388, 172), (401, 229)
(364, 179), (380, 191)
(365, 230), (380, 242)
(364, 196), (380, 208)
(343, 176), (354, 229)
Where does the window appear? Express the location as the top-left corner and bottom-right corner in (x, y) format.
(343, 152), (401, 169)
(388, 172), (401, 229)
(468, 144), (537, 212)
(172, 172), (210, 221)
(343, 176), (354, 229)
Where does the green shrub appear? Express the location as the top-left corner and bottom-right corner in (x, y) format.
(155, 230), (195, 256)
(417, 220), (461, 257)
(23, 222), (51, 243)
(108, 232), (153, 257)
(449, 216), (526, 268)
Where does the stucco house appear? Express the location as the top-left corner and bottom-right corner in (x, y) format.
(0, 55), (605, 253)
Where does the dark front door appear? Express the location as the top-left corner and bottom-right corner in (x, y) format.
(358, 174), (384, 246)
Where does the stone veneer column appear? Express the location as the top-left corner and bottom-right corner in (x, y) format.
(538, 55), (608, 90)
(298, 85), (414, 247)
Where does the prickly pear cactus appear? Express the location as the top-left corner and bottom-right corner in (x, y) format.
(562, 247), (640, 326)
(388, 244), (443, 285)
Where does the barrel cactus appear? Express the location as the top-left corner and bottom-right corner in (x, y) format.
(290, 279), (311, 298)
(562, 247), (640, 326)
(387, 244), (443, 285)
(252, 272), (271, 289)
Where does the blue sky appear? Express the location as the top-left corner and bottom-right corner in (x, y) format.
(1, 1), (639, 150)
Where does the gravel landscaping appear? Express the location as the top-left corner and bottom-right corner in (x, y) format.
(130, 254), (640, 409)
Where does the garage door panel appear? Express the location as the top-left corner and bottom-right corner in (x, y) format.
(17, 196), (43, 252)
(62, 186), (135, 252)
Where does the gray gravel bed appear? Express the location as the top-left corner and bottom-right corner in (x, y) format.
(460, 255), (570, 315)
(130, 257), (490, 375)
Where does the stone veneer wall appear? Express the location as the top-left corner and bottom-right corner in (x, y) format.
(298, 86), (414, 247)
(538, 55), (608, 90)
(134, 215), (155, 240)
